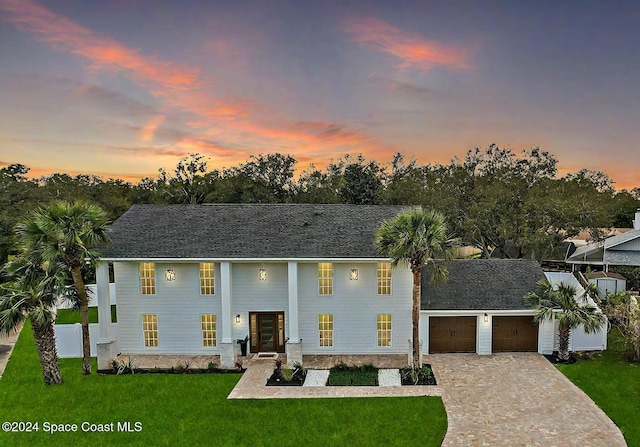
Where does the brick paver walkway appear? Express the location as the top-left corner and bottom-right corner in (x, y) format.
(229, 353), (627, 446)
(429, 353), (627, 447)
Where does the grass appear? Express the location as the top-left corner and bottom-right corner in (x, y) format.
(556, 333), (640, 447)
(0, 321), (447, 447)
(327, 363), (379, 386)
(55, 305), (117, 324)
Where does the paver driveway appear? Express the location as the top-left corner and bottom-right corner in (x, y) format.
(428, 353), (627, 447)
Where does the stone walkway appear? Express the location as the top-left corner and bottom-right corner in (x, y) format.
(228, 353), (627, 446)
(227, 358), (443, 399)
(429, 353), (627, 447)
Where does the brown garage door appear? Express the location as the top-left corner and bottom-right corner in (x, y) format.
(492, 316), (538, 352)
(429, 316), (477, 353)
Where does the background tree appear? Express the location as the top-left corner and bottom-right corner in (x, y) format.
(376, 208), (457, 368)
(0, 255), (66, 384)
(18, 201), (110, 375)
(601, 291), (640, 362)
(526, 279), (607, 361)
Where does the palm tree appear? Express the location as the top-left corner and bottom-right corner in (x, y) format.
(526, 279), (607, 361)
(17, 201), (109, 375)
(0, 256), (66, 385)
(376, 208), (457, 368)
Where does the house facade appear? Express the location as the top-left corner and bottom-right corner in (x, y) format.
(94, 204), (605, 369)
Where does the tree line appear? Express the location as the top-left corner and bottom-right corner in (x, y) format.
(1, 144), (639, 263)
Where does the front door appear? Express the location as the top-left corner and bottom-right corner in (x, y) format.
(249, 312), (285, 353)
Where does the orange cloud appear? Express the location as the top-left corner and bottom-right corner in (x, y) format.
(344, 16), (470, 71)
(0, 0), (200, 91)
(138, 115), (166, 142)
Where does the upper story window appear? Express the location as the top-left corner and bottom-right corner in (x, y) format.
(377, 262), (392, 295)
(139, 262), (156, 295)
(199, 262), (215, 295)
(318, 262), (333, 295)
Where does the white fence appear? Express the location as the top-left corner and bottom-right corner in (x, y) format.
(57, 283), (117, 309)
(54, 323), (119, 358)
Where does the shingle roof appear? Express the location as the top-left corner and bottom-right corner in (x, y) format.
(420, 259), (545, 310)
(101, 204), (409, 259)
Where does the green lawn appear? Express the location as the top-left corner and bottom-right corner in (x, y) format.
(557, 335), (640, 447)
(55, 305), (117, 324)
(0, 322), (447, 447)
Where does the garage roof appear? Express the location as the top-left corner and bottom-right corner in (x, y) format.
(421, 259), (545, 310)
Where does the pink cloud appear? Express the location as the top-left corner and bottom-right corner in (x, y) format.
(344, 16), (470, 71)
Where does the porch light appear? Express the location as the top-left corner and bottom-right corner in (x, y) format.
(164, 268), (176, 281)
(235, 314), (241, 324)
(259, 268), (267, 281)
(484, 313), (489, 323)
(349, 268), (359, 281)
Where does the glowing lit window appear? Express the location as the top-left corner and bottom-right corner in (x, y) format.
(377, 262), (392, 295)
(139, 262), (156, 295)
(318, 263), (333, 295)
(201, 314), (217, 347)
(142, 314), (158, 347)
(318, 314), (334, 347)
(377, 314), (392, 347)
(199, 262), (215, 295)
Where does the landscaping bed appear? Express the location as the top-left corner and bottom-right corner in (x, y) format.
(400, 365), (437, 385)
(327, 363), (378, 386)
(100, 360), (245, 375)
(265, 359), (306, 386)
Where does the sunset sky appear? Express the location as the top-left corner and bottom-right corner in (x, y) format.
(1, 0), (639, 188)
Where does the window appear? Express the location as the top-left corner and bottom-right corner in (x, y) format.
(201, 314), (217, 347)
(318, 262), (333, 295)
(199, 262), (215, 295)
(377, 314), (392, 347)
(318, 314), (334, 347)
(139, 262), (156, 295)
(142, 314), (158, 347)
(377, 262), (392, 295)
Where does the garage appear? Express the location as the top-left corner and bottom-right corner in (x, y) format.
(492, 316), (538, 352)
(429, 316), (477, 353)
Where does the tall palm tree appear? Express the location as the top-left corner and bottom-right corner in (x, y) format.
(0, 256), (66, 385)
(17, 201), (109, 375)
(526, 279), (607, 361)
(376, 208), (457, 368)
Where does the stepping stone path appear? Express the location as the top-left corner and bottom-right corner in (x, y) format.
(303, 369), (330, 386)
(378, 369), (401, 386)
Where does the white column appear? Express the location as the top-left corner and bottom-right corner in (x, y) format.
(96, 261), (112, 341)
(221, 262), (233, 343)
(287, 261), (300, 343)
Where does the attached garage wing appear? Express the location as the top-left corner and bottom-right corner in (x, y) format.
(429, 316), (477, 353)
(492, 316), (538, 352)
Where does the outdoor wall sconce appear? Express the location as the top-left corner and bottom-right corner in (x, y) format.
(164, 268), (176, 281)
(259, 268), (267, 281)
(349, 268), (359, 281)
(484, 313), (489, 323)
(235, 314), (241, 324)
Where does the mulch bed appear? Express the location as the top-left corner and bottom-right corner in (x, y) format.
(265, 371), (305, 386)
(400, 364), (437, 386)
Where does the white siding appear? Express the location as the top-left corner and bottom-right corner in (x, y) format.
(538, 318), (555, 355)
(298, 262), (412, 354)
(552, 320), (608, 352)
(115, 262), (222, 354)
(230, 263), (289, 341)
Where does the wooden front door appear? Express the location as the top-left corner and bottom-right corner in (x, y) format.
(492, 316), (538, 352)
(429, 316), (477, 353)
(249, 312), (285, 353)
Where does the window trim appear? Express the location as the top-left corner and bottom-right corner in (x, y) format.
(139, 262), (156, 295)
(318, 314), (334, 348)
(317, 262), (333, 296)
(377, 262), (392, 295)
(142, 314), (158, 347)
(199, 262), (215, 296)
(377, 313), (392, 348)
(201, 314), (217, 347)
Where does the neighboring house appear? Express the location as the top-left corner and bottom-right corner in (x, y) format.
(93, 204), (606, 369)
(566, 209), (640, 270)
